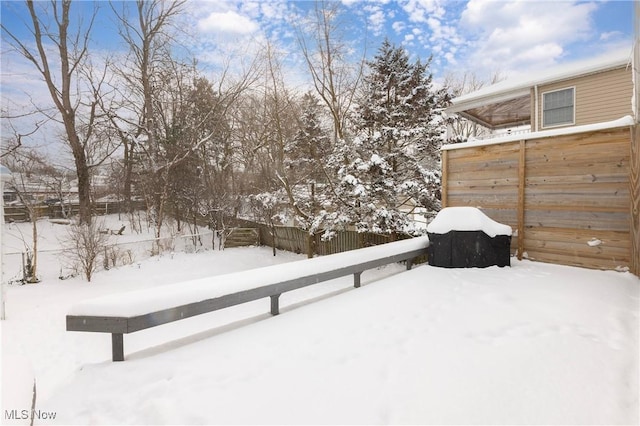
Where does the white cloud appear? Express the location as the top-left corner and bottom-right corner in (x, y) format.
(458, 0), (600, 77)
(393, 1), (462, 65)
(513, 42), (564, 65)
(392, 21), (406, 34)
(366, 7), (386, 36)
(444, 50), (456, 64)
(198, 10), (259, 35)
(427, 16), (440, 34)
(600, 30), (622, 41)
(400, 0), (445, 22)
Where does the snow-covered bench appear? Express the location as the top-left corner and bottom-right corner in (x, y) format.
(66, 236), (429, 361)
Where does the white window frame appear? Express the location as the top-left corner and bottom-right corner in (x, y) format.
(541, 86), (575, 129)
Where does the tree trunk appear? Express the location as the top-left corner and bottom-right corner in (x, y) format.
(29, 210), (39, 283)
(70, 140), (92, 224)
(306, 233), (315, 258)
(123, 139), (134, 214)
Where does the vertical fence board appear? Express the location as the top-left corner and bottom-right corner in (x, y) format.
(441, 150), (448, 208)
(517, 140), (526, 259)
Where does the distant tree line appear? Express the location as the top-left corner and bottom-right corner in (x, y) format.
(2, 0), (489, 243)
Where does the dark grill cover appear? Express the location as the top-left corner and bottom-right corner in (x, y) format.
(427, 230), (511, 268)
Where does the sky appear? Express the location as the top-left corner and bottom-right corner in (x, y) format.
(0, 0), (636, 161)
(1, 0), (635, 82)
(172, 0), (634, 80)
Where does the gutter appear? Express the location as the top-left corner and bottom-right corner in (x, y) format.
(446, 88), (530, 114)
(534, 85), (539, 132)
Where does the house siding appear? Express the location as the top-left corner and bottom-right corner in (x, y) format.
(536, 66), (633, 129)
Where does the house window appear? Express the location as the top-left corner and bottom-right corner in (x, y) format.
(542, 87), (575, 128)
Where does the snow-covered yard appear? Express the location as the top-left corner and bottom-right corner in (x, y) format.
(1, 216), (638, 425)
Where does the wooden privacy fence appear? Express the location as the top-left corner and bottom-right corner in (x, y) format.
(441, 125), (639, 274)
(232, 218), (406, 257)
(3, 201), (146, 222)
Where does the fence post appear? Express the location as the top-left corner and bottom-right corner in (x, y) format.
(441, 149), (448, 208)
(517, 140), (526, 260)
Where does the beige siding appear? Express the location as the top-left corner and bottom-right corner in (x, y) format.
(536, 66), (633, 130)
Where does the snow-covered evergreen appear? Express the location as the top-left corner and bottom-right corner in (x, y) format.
(315, 39), (450, 235)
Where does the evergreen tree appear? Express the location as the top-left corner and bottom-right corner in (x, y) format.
(289, 92), (332, 184)
(315, 39), (449, 236)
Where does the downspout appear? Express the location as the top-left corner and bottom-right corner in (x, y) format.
(635, 0), (639, 123)
(534, 85), (539, 132)
(631, 0), (640, 276)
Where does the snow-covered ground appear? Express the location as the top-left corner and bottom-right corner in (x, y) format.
(1, 215), (638, 425)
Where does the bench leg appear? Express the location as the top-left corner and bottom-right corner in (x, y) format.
(354, 272), (362, 288)
(112, 333), (124, 362)
(270, 294), (280, 315)
(406, 258), (414, 270)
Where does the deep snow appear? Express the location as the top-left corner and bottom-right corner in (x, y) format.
(1, 215), (638, 425)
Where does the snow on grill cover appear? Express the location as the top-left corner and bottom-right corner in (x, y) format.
(427, 207), (512, 268)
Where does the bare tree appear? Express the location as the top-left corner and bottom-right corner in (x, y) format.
(2, 150), (51, 283)
(262, 41), (311, 225)
(0, 121), (44, 161)
(110, 0), (186, 162)
(110, 0), (187, 239)
(1, 0), (103, 224)
(111, 0), (265, 243)
(295, 0), (365, 142)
